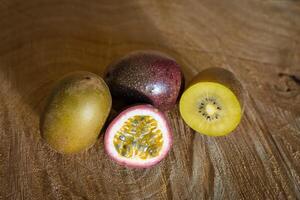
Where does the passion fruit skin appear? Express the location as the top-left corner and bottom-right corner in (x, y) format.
(105, 51), (183, 111)
(41, 71), (112, 154)
(104, 104), (173, 169)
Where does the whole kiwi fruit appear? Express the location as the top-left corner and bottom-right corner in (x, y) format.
(41, 71), (112, 154)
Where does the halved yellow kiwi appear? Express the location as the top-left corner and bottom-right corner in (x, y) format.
(179, 68), (244, 136)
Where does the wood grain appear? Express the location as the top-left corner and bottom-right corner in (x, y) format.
(0, 0), (299, 199)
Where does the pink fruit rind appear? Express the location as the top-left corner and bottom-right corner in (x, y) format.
(104, 104), (173, 169)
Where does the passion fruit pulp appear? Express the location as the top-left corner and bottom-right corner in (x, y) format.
(104, 104), (173, 168)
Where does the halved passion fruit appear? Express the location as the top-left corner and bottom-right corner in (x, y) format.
(104, 104), (173, 168)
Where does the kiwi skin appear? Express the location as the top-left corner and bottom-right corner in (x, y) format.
(105, 51), (183, 111)
(41, 71), (112, 154)
(188, 67), (244, 109)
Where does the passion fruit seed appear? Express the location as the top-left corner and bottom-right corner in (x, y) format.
(113, 115), (163, 160)
(198, 97), (222, 121)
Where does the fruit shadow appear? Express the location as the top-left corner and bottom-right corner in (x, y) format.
(0, 2), (191, 119)
(2, 0), (188, 163)
(0, 0), (186, 151)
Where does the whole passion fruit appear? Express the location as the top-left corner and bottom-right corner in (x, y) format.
(105, 51), (183, 111)
(104, 104), (173, 168)
(41, 71), (112, 154)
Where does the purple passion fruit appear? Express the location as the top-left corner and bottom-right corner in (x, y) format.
(179, 67), (244, 136)
(41, 71), (112, 154)
(105, 51), (183, 111)
(104, 104), (173, 168)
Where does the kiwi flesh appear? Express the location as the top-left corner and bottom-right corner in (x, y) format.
(179, 67), (244, 136)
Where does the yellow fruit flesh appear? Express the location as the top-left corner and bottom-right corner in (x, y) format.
(179, 82), (242, 136)
(113, 115), (163, 159)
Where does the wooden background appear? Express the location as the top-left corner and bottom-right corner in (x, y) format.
(0, 0), (299, 199)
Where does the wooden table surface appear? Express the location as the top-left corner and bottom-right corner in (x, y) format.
(1, 0), (299, 199)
